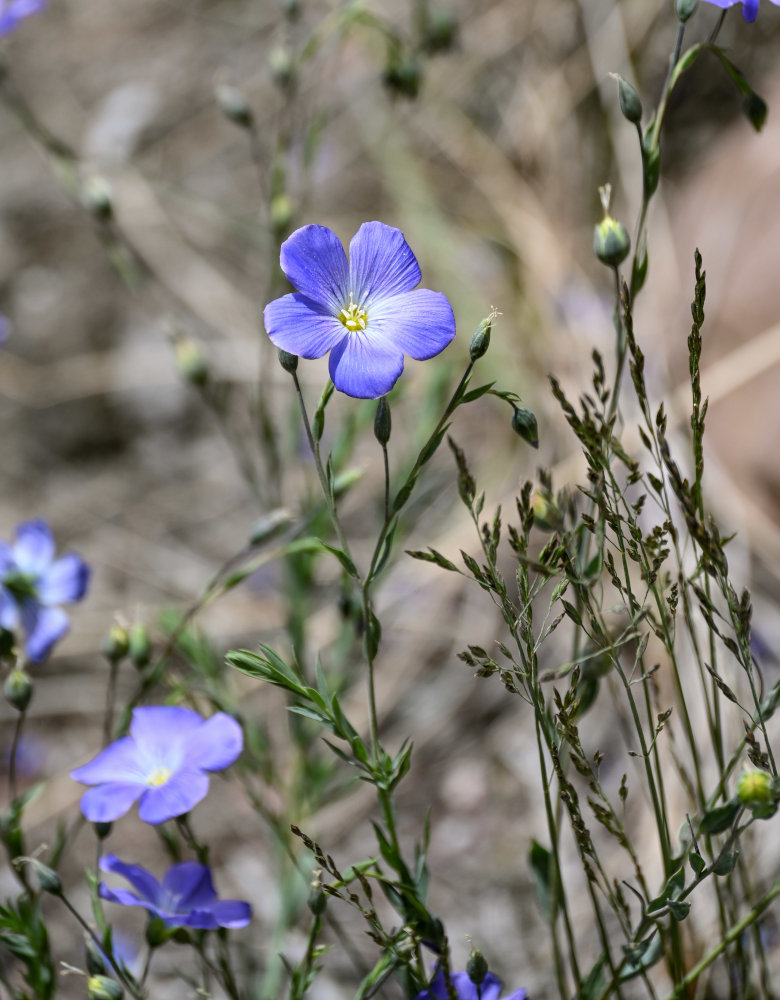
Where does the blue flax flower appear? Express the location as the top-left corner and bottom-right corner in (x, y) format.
(264, 221), (456, 399)
(71, 706), (243, 824)
(99, 854), (252, 929)
(415, 970), (526, 1000)
(0, 0), (46, 35)
(0, 519), (90, 662)
(702, 0), (780, 20)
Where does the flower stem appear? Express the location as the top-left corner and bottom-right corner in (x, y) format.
(8, 708), (25, 802)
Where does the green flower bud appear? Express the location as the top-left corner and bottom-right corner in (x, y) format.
(532, 491), (561, 532)
(511, 407), (539, 449)
(214, 83), (254, 129)
(278, 349), (298, 374)
(675, 0), (698, 22)
(374, 397), (391, 446)
(100, 624), (129, 663)
(269, 47), (296, 90)
(87, 975), (124, 1000)
(420, 8), (458, 53)
(94, 821), (113, 841)
(594, 183), (631, 268)
(174, 337), (209, 387)
(383, 52), (422, 100)
(80, 176), (114, 221)
(469, 316), (492, 361)
(4, 667), (32, 712)
(146, 916), (172, 949)
(743, 91), (767, 133)
(281, 0), (301, 19)
(270, 193), (295, 237)
(737, 769), (776, 817)
(127, 624), (151, 670)
(611, 74), (642, 125)
(308, 873), (328, 915)
(466, 949), (489, 986)
(85, 938), (108, 977)
(25, 858), (62, 896)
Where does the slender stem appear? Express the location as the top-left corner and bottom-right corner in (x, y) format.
(102, 660), (119, 747)
(58, 893), (144, 1000)
(8, 708), (25, 802)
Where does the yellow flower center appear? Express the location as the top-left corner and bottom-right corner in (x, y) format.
(339, 294), (368, 332)
(147, 766), (173, 787)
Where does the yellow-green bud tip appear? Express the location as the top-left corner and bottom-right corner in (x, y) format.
(737, 769), (774, 807)
(4, 667), (32, 712)
(87, 976), (124, 1000)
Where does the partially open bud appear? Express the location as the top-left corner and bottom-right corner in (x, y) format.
(511, 407), (539, 449)
(101, 624), (129, 664)
(87, 975), (124, 1000)
(593, 184), (630, 268)
(374, 397), (391, 446)
(737, 769), (778, 818)
(18, 857), (62, 896)
(215, 83), (254, 129)
(5, 667), (32, 712)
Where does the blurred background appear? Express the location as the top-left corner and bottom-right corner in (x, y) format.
(3, 0), (780, 996)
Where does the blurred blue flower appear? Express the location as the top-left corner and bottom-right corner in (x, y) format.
(264, 222), (456, 399)
(99, 854), (252, 929)
(702, 0), (780, 21)
(71, 705), (243, 824)
(0, 519), (90, 662)
(415, 970), (526, 1000)
(0, 0), (46, 35)
(0, 316), (9, 345)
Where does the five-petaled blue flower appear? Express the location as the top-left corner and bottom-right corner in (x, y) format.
(99, 854), (252, 930)
(0, 519), (90, 662)
(263, 222), (456, 399)
(0, 0), (46, 35)
(71, 706), (243, 824)
(415, 969), (526, 1000)
(702, 0), (780, 20)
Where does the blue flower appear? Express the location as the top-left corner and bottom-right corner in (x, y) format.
(701, 0), (780, 21)
(415, 970), (526, 1000)
(71, 706), (243, 824)
(0, 0), (46, 35)
(0, 519), (90, 662)
(263, 222), (456, 399)
(99, 854), (252, 930)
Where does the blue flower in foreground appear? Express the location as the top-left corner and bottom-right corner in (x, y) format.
(0, 519), (90, 662)
(99, 854), (252, 929)
(264, 221), (456, 399)
(415, 970), (526, 1000)
(0, 0), (46, 35)
(702, 0), (780, 21)
(71, 706), (243, 824)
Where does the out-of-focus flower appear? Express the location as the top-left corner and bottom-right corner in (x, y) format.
(264, 222), (456, 399)
(415, 969), (526, 1000)
(99, 854), (252, 929)
(0, 0), (46, 35)
(0, 316), (10, 345)
(701, 0), (780, 21)
(71, 706), (243, 824)
(0, 519), (90, 662)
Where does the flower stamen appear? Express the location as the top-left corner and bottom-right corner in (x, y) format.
(339, 293), (368, 332)
(147, 766), (173, 787)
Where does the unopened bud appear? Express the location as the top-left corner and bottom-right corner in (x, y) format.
(743, 91), (767, 132)
(94, 821), (113, 841)
(469, 316), (493, 361)
(5, 667), (32, 712)
(532, 492), (561, 532)
(80, 176), (114, 220)
(374, 397), (391, 446)
(281, 0), (301, 18)
(85, 938), (107, 977)
(87, 975), (123, 1000)
(737, 769), (777, 817)
(611, 74), (642, 125)
(278, 349), (298, 374)
(269, 47), (296, 90)
(383, 53), (422, 100)
(23, 858), (62, 895)
(215, 83), (254, 129)
(308, 884), (328, 915)
(420, 8), (458, 53)
(594, 184), (631, 267)
(466, 949), (489, 986)
(128, 624), (151, 670)
(675, 0), (698, 22)
(511, 407), (539, 449)
(100, 624), (129, 664)
(174, 337), (209, 387)
(270, 193), (295, 236)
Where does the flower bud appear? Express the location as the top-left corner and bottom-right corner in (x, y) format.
(278, 349), (298, 374)
(383, 52), (422, 99)
(374, 397), (391, 446)
(80, 176), (114, 221)
(511, 407), (539, 449)
(675, 0), (698, 22)
(269, 47), (296, 90)
(737, 769), (777, 816)
(128, 624), (151, 670)
(174, 337), (209, 387)
(743, 91), (767, 133)
(87, 975), (124, 1000)
(24, 858), (62, 895)
(308, 884), (328, 916)
(85, 938), (108, 977)
(281, 0), (301, 19)
(249, 508), (293, 545)
(100, 624), (129, 664)
(146, 916), (172, 949)
(532, 491), (562, 532)
(469, 316), (492, 361)
(611, 74), (642, 125)
(420, 8), (458, 53)
(215, 83), (254, 129)
(5, 667), (32, 712)
(594, 184), (631, 268)
(94, 821), (113, 841)
(466, 949), (489, 986)
(270, 193), (295, 237)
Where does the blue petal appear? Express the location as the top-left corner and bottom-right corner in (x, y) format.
(0, 586), (19, 630)
(280, 225), (349, 311)
(21, 602), (69, 661)
(99, 884), (162, 917)
(742, 0), (759, 18)
(130, 705), (201, 767)
(190, 899), (252, 929)
(348, 222), (421, 305)
(264, 293), (346, 358)
(37, 553), (90, 605)
(328, 333), (405, 399)
(71, 735), (146, 784)
(163, 862), (216, 909)
(182, 712), (243, 772)
(79, 782), (146, 822)
(138, 767), (210, 824)
(100, 855), (160, 903)
(12, 520), (55, 575)
(368, 289), (456, 360)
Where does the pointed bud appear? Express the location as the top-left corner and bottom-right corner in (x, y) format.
(87, 976), (124, 1000)
(611, 74), (642, 125)
(420, 8), (457, 53)
(469, 316), (493, 361)
(466, 949), (489, 986)
(270, 193), (295, 237)
(743, 91), (767, 132)
(675, 0), (698, 22)
(511, 407), (539, 449)
(383, 52), (422, 99)
(277, 349), (298, 374)
(22, 858), (62, 895)
(269, 47), (296, 90)
(80, 176), (114, 221)
(85, 938), (108, 977)
(374, 397), (391, 445)
(127, 624), (151, 670)
(5, 667), (32, 712)
(215, 83), (254, 129)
